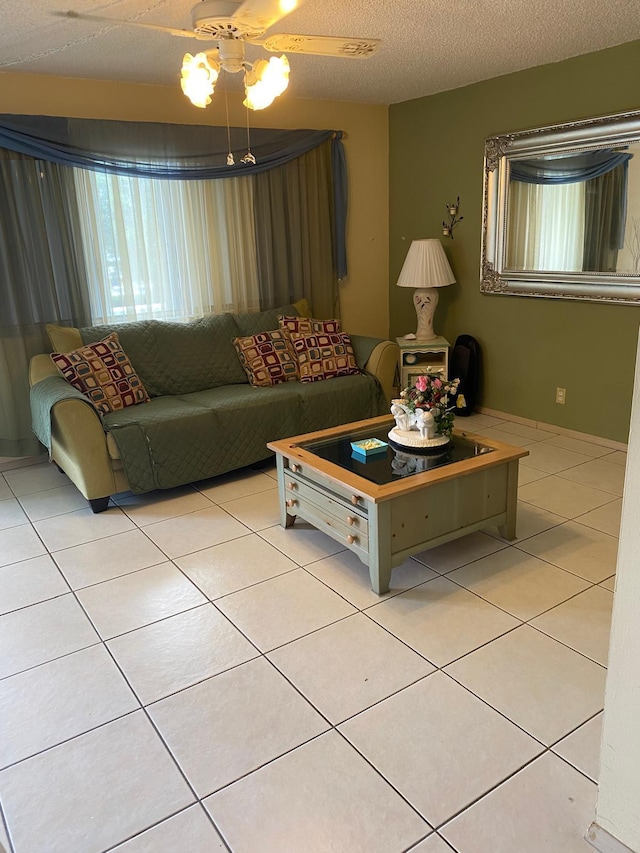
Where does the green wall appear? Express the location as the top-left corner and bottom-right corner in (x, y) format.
(389, 40), (640, 442)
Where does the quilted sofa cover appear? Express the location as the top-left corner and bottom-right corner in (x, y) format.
(31, 305), (396, 502)
(102, 376), (383, 493)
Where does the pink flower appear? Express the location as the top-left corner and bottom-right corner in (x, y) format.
(434, 378), (442, 388)
(415, 376), (427, 392)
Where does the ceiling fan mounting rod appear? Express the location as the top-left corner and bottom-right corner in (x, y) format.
(213, 37), (248, 73)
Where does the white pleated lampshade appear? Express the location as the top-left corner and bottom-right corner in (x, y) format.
(396, 239), (456, 289)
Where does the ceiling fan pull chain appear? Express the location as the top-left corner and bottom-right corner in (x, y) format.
(223, 76), (235, 165)
(241, 105), (256, 165)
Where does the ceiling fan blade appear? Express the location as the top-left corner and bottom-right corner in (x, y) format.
(257, 33), (380, 58)
(53, 11), (209, 40)
(233, 0), (305, 36)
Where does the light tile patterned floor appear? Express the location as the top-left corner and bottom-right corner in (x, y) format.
(0, 415), (624, 852)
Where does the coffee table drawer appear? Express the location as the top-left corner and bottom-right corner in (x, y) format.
(285, 461), (368, 513)
(288, 493), (369, 557)
(284, 474), (369, 537)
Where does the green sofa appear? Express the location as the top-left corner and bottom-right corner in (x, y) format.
(29, 304), (398, 512)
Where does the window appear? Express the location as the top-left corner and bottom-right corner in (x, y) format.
(73, 169), (261, 324)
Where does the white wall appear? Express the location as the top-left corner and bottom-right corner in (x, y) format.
(591, 329), (640, 852)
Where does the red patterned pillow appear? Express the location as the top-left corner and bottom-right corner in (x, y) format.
(278, 315), (342, 335)
(290, 331), (361, 383)
(233, 330), (299, 387)
(51, 333), (150, 415)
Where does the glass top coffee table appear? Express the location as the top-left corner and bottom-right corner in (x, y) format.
(268, 416), (528, 595)
(303, 423), (496, 485)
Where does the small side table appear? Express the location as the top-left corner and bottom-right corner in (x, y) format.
(397, 336), (450, 389)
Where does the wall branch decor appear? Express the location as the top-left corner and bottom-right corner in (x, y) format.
(442, 197), (463, 239)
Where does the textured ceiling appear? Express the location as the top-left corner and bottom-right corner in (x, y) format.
(1, 0), (639, 105)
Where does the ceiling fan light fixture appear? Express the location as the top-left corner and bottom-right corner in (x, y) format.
(243, 54), (290, 110)
(180, 52), (220, 108)
(59, 3), (381, 112)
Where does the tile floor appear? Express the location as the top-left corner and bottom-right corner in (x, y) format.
(0, 412), (624, 852)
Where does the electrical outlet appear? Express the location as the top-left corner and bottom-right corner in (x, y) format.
(556, 387), (566, 405)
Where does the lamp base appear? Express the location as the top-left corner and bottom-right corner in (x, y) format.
(413, 287), (439, 341)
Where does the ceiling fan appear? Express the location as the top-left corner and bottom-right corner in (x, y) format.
(58, 0), (381, 110)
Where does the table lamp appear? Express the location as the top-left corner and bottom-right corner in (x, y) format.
(396, 238), (455, 341)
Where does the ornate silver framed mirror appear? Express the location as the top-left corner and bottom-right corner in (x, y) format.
(481, 109), (640, 303)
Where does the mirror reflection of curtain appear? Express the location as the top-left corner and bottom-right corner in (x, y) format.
(506, 149), (632, 274)
(583, 164), (627, 273)
(506, 181), (586, 271)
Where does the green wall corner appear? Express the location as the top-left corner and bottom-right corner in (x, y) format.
(389, 40), (640, 442)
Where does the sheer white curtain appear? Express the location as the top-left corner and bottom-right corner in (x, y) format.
(72, 169), (260, 323)
(506, 180), (586, 271)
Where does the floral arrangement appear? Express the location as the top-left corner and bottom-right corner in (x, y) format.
(400, 374), (462, 437)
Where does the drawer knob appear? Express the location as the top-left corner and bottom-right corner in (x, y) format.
(287, 482), (297, 491)
(346, 534), (357, 545)
(351, 495), (361, 506)
(286, 498), (297, 508)
(290, 463), (299, 473)
(346, 516), (356, 526)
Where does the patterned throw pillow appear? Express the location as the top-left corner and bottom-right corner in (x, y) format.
(290, 331), (361, 383)
(233, 330), (299, 387)
(51, 333), (150, 415)
(278, 315), (342, 335)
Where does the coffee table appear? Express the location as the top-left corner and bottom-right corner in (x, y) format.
(268, 415), (528, 595)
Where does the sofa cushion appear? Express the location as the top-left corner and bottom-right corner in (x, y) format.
(290, 331), (360, 383)
(51, 333), (150, 415)
(179, 384), (305, 474)
(233, 330), (299, 387)
(46, 324), (84, 353)
(293, 373), (387, 434)
(291, 297), (312, 319)
(81, 313), (246, 396)
(103, 384), (304, 492)
(279, 316), (342, 335)
(103, 396), (218, 491)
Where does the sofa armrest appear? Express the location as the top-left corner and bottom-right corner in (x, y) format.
(30, 357), (117, 501)
(363, 340), (399, 405)
(48, 398), (118, 500)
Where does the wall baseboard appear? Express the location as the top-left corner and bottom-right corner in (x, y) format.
(586, 822), (637, 853)
(476, 407), (628, 453)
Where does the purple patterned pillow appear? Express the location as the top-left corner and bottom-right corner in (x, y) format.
(51, 332), (150, 415)
(290, 331), (360, 383)
(233, 330), (300, 387)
